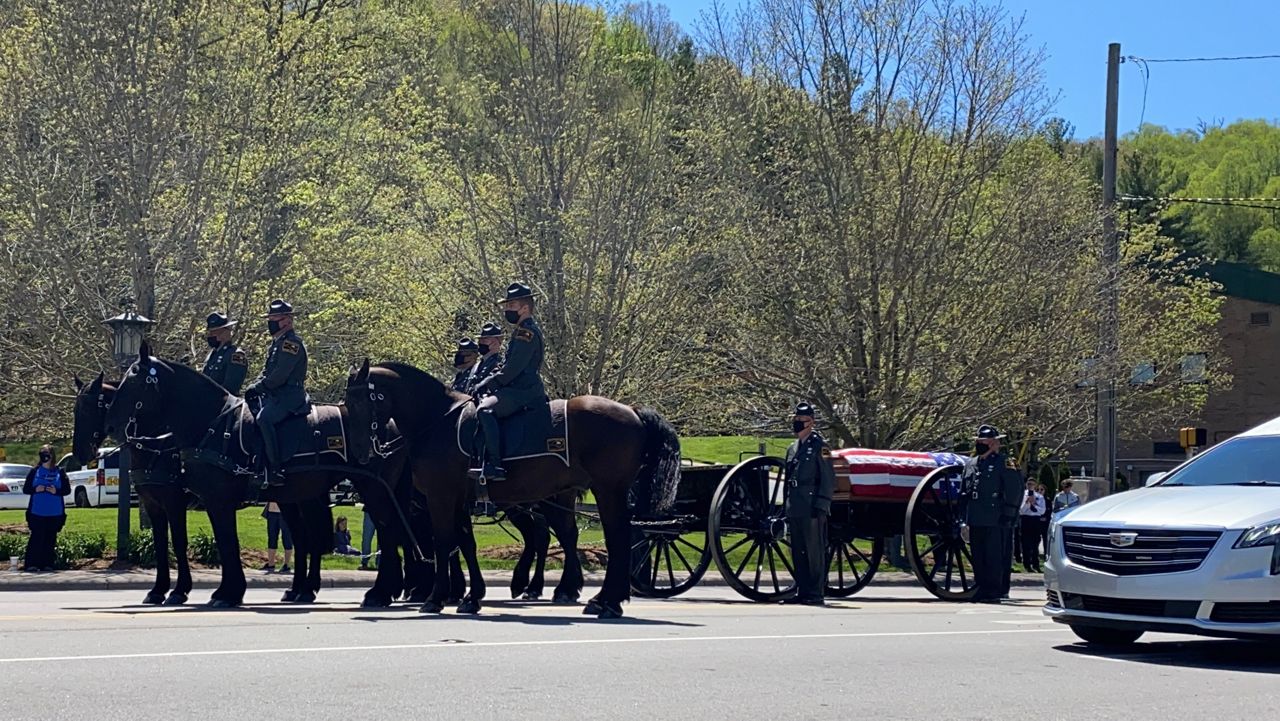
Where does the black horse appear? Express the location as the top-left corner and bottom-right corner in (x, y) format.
(347, 361), (583, 605)
(344, 360), (680, 618)
(102, 343), (411, 607)
(72, 373), (193, 605)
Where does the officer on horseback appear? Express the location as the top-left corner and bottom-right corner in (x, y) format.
(470, 283), (547, 482)
(781, 401), (835, 607)
(201, 312), (248, 396)
(472, 322), (505, 387)
(450, 338), (481, 394)
(243, 300), (309, 489)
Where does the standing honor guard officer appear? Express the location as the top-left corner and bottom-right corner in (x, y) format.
(244, 300), (309, 489)
(781, 402), (835, 607)
(960, 424), (1024, 603)
(201, 312), (248, 396)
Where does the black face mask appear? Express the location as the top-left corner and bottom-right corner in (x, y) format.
(975, 442), (990, 456)
(478, 344), (491, 356)
(503, 310), (521, 324)
(39, 452), (51, 464)
(453, 353), (469, 368)
(206, 336), (220, 349)
(267, 320), (281, 335)
(792, 420), (808, 434)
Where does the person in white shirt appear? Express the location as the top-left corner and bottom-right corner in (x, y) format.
(1018, 480), (1046, 572)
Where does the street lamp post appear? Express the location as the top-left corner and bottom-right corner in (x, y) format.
(102, 306), (153, 562)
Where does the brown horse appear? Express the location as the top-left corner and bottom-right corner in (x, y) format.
(344, 360), (681, 618)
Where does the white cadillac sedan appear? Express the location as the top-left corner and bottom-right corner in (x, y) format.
(1044, 418), (1280, 645)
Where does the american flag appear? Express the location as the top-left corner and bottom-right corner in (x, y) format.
(831, 448), (968, 500)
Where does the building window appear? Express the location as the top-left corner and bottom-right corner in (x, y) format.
(1250, 312), (1271, 326)
(1130, 361), (1156, 386)
(1181, 353), (1207, 383)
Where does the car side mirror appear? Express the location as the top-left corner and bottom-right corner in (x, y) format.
(1144, 472), (1167, 487)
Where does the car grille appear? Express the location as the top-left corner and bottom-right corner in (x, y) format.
(1060, 592), (1199, 618)
(1062, 526), (1221, 576)
(1209, 602), (1280, 623)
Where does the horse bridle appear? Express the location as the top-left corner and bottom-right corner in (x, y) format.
(122, 368), (163, 444)
(362, 381), (397, 462)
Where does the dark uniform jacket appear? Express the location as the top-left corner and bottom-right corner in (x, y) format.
(450, 365), (477, 394)
(474, 318), (546, 407)
(783, 432), (836, 515)
(202, 343), (248, 396)
(962, 452), (1024, 528)
(246, 329), (310, 413)
(471, 352), (502, 390)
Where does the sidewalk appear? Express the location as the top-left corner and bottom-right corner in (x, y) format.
(0, 567), (1045, 593)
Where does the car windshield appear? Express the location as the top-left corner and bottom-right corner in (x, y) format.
(1157, 436), (1280, 487)
(0, 465), (28, 479)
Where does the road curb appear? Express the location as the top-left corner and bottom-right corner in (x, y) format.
(0, 569), (1045, 593)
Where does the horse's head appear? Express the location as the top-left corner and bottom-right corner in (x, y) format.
(344, 358), (391, 466)
(72, 372), (112, 465)
(104, 341), (169, 441)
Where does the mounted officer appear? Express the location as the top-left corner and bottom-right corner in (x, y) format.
(243, 300), (310, 489)
(201, 312), (248, 396)
(960, 424), (1023, 604)
(472, 322), (505, 388)
(449, 338), (481, 394)
(781, 402), (835, 607)
(470, 282), (547, 483)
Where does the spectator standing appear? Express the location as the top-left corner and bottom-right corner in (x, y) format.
(22, 445), (71, 572)
(359, 505), (377, 571)
(261, 502), (293, 573)
(1053, 480), (1081, 512)
(1037, 483), (1052, 562)
(1018, 480), (1045, 572)
(333, 516), (361, 556)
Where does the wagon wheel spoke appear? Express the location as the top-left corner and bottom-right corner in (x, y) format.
(734, 540), (761, 579)
(841, 543), (864, 585)
(650, 539), (662, 589)
(669, 538), (696, 576)
(765, 543), (783, 593)
(663, 542), (677, 589)
(774, 541), (796, 577)
(917, 538), (946, 562)
(722, 535), (752, 558)
(674, 535), (706, 556)
(752, 542), (766, 592)
(630, 539), (653, 575)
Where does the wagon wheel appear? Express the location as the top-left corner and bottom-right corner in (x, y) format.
(825, 530), (883, 598)
(630, 520), (712, 598)
(708, 456), (797, 602)
(904, 464), (977, 601)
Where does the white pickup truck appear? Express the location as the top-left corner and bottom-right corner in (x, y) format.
(57, 448), (122, 508)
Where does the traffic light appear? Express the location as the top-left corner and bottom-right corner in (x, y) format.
(1179, 427), (1207, 449)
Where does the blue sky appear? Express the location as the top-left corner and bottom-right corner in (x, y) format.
(662, 0), (1280, 139)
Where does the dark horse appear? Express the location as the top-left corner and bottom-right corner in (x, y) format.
(344, 360), (680, 618)
(103, 343), (410, 607)
(72, 373), (193, 606)
(348, 361), (583, 606)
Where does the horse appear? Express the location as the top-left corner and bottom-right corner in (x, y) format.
(72, 373), (193, 606)
(102, 342), (411, 607)
(346, 361), (583, 605)
(343, 359), (681, 618)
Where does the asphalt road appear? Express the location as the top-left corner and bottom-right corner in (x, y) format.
(2, 584), (1279, 720)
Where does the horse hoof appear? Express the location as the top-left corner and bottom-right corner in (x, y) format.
(293, 591), (316, 604)
(521, 591), (542, 601)
(163, 593), (188, 606)
(142, 592), (165, 606)
(361, 595), (393, 609)
(583, 599), (605, 616)
(408, 593), (429, 604)
(510, 588), (526, 600)
(207, 599), (238, 609)
(456, 598), (482, 615)
(280, 590), (299, 603)
(596, 604), (624, 620)
(552, 592), (578, 605)
(420, 600), (445, 614)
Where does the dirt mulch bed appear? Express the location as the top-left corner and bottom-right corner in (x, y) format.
(478, 543), (609, 571)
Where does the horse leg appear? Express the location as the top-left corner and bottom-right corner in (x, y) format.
(305, 497), (331, 599)
(167, 488), (192, 605)
(420, 486), (464, 614)
(587, 488), (631, 619)
(279, 503), (308, 602)
(508, 507), (546, 600)
(139, 490), (170, 605)
(405, 500), (434, 603)
(447, 513), (470, 604)
(455, 509), (485, 614)
(206, 499), (246, 608)
(547, 498), (583, 604)
(363, 527), (403, 608)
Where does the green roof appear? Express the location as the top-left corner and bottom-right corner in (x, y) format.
(1204, 262), (1280, 306)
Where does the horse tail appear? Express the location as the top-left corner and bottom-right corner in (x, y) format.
(633, 406), (681, 516)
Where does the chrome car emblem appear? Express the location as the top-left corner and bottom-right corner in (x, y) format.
(1109, 532), (1138, 548)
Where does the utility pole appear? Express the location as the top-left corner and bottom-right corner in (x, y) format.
(1096, 43), (1121, 492)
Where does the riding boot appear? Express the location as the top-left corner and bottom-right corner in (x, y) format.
(476, 409), (506, 482)
(259, 421), (286, 489)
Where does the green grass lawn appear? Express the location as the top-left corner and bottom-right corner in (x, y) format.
(680, 436), (791, 465)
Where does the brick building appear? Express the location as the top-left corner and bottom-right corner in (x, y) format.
(1069, 262), (1280, 485)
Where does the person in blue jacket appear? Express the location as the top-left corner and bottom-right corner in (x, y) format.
(22, 445), (71, 572)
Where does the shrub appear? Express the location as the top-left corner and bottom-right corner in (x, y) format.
(0, 533), (25, 561)
(190, 532), (220, 566)
(125, 530), (156, 567)
(54, 532), (109, 569)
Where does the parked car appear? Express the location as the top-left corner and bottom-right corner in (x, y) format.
(330, 479), (360, 506)
(0, 463), (33, 510)
(58, 448), (123, 508)
(1045, 416), (1280, 645)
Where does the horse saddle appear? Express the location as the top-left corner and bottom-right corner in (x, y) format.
(457, 399), (569, 466)
(242, 404), (348, 465)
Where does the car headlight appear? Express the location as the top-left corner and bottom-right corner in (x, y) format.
(1234, 521), (1280, 548)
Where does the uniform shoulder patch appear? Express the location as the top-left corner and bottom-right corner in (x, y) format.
(231, 351), (248, 366)
(513, 328), (534, 342)
(281, 340), (300, 355)
(820, 447), (832, 459)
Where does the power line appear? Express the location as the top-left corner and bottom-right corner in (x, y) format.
(1126, 56), (1151, 128)
(1131, 53), (1280, 63)
(1122, 195), (1280, 211)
